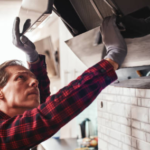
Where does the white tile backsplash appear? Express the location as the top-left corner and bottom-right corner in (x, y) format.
(141, 98), (150, 107)
(98, 86), (150, 150)
(132, 128), (147, 141)
(146, 133), (150, 142)
(132, 120), (141, 129)
(137, 140), (150, 150)
(131, 106), (149, 123)
(141, 123), (150, 133)
(136, 89), (150, 98)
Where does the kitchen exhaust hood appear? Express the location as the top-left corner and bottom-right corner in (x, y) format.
(58, 0), (150, 70)
(65, 27), (150, 82)
(66, 27), (150, 68)
(54, 0), (150, 36)
(18, 0), (150, 70)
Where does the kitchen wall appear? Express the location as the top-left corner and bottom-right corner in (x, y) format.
(0, 1), (27, 65)
(59, 19), (99, 137)
(97, 85), (150, 150)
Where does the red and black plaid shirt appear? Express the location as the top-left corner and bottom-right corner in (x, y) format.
(0, 55), (117, 150)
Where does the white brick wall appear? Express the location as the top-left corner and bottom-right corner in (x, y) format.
(141, 123), (150, 132)
(131, 107), (149, 123)
(98, 86), (150, 150)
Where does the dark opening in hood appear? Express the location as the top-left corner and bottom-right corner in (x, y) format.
(54, 0), (150, 37)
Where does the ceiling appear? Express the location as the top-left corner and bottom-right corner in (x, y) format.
(0, 1), (24, 63)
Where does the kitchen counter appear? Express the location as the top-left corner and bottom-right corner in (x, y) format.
(41, 138), (78, 150)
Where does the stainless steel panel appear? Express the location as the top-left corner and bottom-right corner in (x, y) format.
(18, 0), (53, 33)
(66, 27), (103, 67)
(112, 76), (150, 89)
(93, 0), (113, 18)
(70, 0), (101, 30)
(66, 27), (150, 68)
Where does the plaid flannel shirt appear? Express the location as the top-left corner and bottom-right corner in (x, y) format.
(0, 55), (117, 150)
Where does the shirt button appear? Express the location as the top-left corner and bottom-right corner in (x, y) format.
(106, 76), (110, 80)
(100, 68), (105, 73)
(43, 63), (46, 67)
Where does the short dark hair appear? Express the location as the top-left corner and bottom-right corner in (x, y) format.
(0, 60), (23, 88)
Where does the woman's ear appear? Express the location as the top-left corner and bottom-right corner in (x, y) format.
(0, 90), (4, 100)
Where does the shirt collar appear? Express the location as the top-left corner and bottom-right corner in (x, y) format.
(0, 110), (11, 119)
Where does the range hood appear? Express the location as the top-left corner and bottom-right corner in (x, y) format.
(54, 0), (150, 36)
(66, 27), (150, 68)
(18, 0), (150, 70)
(58, 0), (150, 70)
(66, 27), (150, 82)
